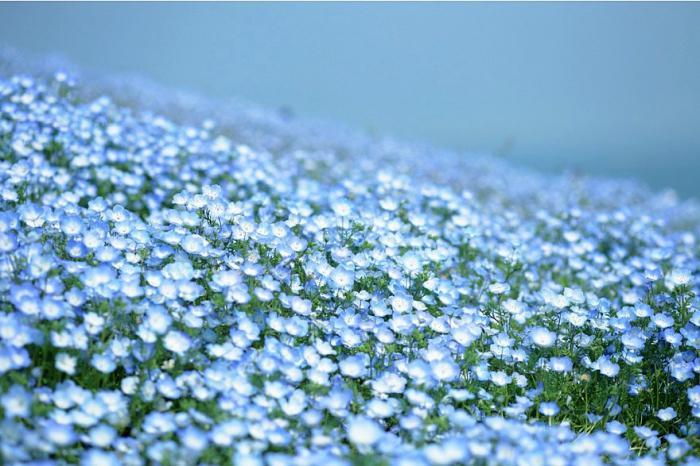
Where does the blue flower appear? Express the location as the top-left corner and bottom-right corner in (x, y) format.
(0, 65), (698, 465)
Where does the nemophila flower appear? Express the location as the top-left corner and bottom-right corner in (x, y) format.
(18, 203), (47, 228)
(594, 356), (620, 378)
(667, 269), (691, 288)
(339, 354), (369, 378)
(0, 231), (17, 252)
(43, 420), (78, 446)
(529, 326), (557, 348)
(390, 293), (413, 313)
(372, 372), (407, 394)
(145, 306), (172, 334)
(81, 449), (120, 466)
(490, 370), (512, 387)
(0, 69), (698, 465)
(669, 356), (695, 382)
(666, 435), (692, 461)
(502, 298), (526, 315)
(82, 265), (116, 289)
(163, 330), (192, 354)
(688, 385), (700, 410)
(652, 313), (675, 329)
(424, 439), (470, 464)
(549, 356), (573, 373)
(404, 359), (431, 384)
(84, 312), (106, 335)
(60, 214), (84, 236)
(180, 425), (209, 451)
(662, 328), (683, 346)
(539, 402), (560, 417)
(657, 407), (677, 421)
(621, 330), (646, 351)
(87, 424), (117, 448)
(634, 426), (661, 450)
(330, 266), (355, 290)
(331, 199), (352, 217)
(401, 252), (422, 275)
(1, 385), (31, 418)
(543, 290), (569, 310)
(606, 420), (628, 435)
(491, 331), (514, 349)
(367, 398), (395, 419)
(290, 296), (312, 315)
(347, 416), (384, 447)
(451, 324), (482, 346)
(432, 359), (461, 382)
(56, 352), (77, 375)
(181, 233), (209, 255)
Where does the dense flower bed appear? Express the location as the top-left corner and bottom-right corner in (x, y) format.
(0, 72), (699, 466)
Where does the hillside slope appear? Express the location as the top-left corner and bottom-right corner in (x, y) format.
(0, 66), (699, 465)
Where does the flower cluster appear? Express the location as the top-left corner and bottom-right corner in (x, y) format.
(0, 71), (699, 466)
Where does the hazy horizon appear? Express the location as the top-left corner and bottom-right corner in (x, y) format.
(1, 2), (699, 198)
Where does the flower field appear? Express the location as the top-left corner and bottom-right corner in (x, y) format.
(0, 70), (699, 465)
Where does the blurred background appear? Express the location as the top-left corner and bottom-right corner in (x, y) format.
(1, 2), (699, 197)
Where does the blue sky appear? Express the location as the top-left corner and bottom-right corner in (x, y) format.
(1, 2), (699, 197)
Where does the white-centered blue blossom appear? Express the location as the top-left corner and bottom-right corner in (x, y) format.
(0, 63), (698, 465)
(347, 416), (384, 447)
(657, 407), (678, 422)
(539, 401), (560, 417)
(594, 356), (621, 378)
(530, 326), (557, 348)
(163, 330), (192, 355)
